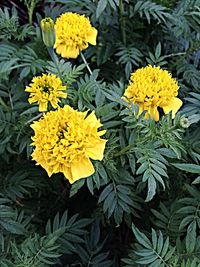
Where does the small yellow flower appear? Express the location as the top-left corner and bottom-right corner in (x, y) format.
(25, 73), (67, 112)
(31, 106), (107, 183)
(124, 65), (182, 121)
(54, 12), (97, 59)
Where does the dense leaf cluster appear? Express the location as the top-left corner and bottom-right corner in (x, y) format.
(0, 0), (200, 266)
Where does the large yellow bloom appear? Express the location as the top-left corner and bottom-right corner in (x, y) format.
(25, 73), (67, 112)
(124, 65), (183, 121)
(31, 106), (107, 183)
(54, 12), (97, 59)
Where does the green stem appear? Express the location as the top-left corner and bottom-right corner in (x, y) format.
(9, 91), (13, 110)
(25, 113), (43, 125)
(114, 143), (135, 157)
(80, 52), (92, 75)
(119, 0), (126, 45)
(25, 0), (37, 25)
(163, 52), (186, 59)
(47, 48), (63, 81)
(28, 0), (34, 25)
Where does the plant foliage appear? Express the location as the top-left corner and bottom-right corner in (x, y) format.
(0, 0), (200, 266)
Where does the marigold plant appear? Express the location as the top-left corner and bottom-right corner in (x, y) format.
(25, 73), (67, 112)
(30, 105), (106, 183)
(1, 1), (200, 266)
(124, 65), (183, 121)
(54, 12), (97, 58)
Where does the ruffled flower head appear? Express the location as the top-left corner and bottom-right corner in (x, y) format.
(124, 65), (182, 121)
(54, 12), (97, 59)
(31, 106), (107, 183)
(25, 73), (67, 112)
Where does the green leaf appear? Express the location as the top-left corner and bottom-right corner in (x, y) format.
(132, 224), (151, 249)
(172, 163), (200, 174)
(136, 162), (148, 175)
(0, 219), (26, 235)
(155, 42), (161, 58)
(192, 176), (200, 184)
(186, 221), (196, 254)
(145, 176), (156, 202)
(96, 0), (108, 18)
(98, 184), (113, 203)
(69, 179), (85, 197)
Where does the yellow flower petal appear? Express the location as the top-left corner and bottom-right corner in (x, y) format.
(97, 130), (107, 136)
(163, 97), (182, 118)
(87, 27), (97, 45)
(55, 44), (66, 54)
(60, 46), (80, 59)
(148, 106), (159, 121)
(39, 101), (48, 112)
(86, 140), (107, 160)
(25, 86), (32, 93)
(62, 165), (73, 183)
(28, 97), (35, 104)
(137, 103), (145, 116)
(133, 103), (159, 121)
(70, 157), (95, 183)
(52, 163), (60, 173)
(58, 92), (67, 98)
(85, 111), (102, 128)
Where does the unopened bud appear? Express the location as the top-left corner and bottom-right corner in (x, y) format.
(180, 116), (190, 128)
(40, 17), (55, 47)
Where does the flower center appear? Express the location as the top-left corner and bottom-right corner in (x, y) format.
(43, 86), (50, 93)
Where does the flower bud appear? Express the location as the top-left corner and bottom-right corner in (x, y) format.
(180, 116), (190, 128)
(40, 17), (55, 47)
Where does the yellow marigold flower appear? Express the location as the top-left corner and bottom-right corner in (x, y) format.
(124, 65), (183, 121)
(31, 106), (107, 183)
(54, 12), (97, 59)
(25, 73), (67, 112)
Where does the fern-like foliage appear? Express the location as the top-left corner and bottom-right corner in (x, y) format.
(146, 42), (168, 66)
(0, 43), (46, 79)
(45, 210), (91, 254)
(46, 59), (85, 86)
(75, 221), (113, 266)
(0, 7), (19, 40)
(177, 185), (200, 254)
(0, 7), (35, 41)
(132, 0), (172, 24)
(116, 44), (143, 78)
(123, 223), (200, 266)
(169, 0), (200, 37)
(98, 169), (142, 224)
(135, 146), (169, 201)
(0, 169), (35, 201)
(176, 61), (200, 91)
(183, 93), (200, 122)
(151, 201), (182, 238)
(12, 230), (62, 267)
(122, 224), (176, 267)
(0, 196), (27, 236)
